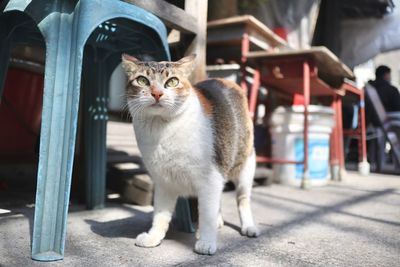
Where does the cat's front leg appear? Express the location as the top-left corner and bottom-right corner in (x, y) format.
(135, 183), (177, 248)
(194, 170), (224, 255)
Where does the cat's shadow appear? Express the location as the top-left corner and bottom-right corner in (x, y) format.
(222, 221), (242, 233)
(84, 205), (196, 248)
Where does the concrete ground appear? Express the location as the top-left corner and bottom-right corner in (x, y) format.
(0, 171), (399, 267)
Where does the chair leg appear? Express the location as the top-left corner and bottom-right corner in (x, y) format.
(377, 129), (388, 171)
(175, 197), (195, 233)
(31, 19), (84, 262)
(82, 48), (108, 209)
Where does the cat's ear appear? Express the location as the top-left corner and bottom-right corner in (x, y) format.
(175, 54), (196, 77)
(121, 53), (140, 76)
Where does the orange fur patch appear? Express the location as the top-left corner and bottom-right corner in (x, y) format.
(174, 80), (193, 98)
(193, 89), (213, 116)
(215, 78), (244, 93)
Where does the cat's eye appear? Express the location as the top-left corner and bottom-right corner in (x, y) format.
(165, 77), (179, 88)
(136, 76), (150, 86)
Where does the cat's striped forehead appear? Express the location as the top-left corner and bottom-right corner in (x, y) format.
(141, 61), (172, 72)
(136, 61), (179, 77)
(122, 54), (196, 79)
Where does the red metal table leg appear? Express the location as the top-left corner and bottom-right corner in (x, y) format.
(331, 95), (343, 181)
(330, 95), (339, 179)
(337, 96), (345, 180)
(301, 61), (310, 189)
(240, 33), (249, 95)
(248, 68), (260, 119)
(359, 93), (367, 162)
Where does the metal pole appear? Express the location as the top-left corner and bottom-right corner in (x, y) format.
(249, 68), (260, 119)
(240, 33), (249, 95)
(301, 61), (310, 189)
(336, 97), (345, 181)
(359, 92), (367, 162)
(330, 95), (340, 181)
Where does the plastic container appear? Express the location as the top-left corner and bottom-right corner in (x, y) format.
(108, 63), (127, 112)
(270, 105), (335, 187)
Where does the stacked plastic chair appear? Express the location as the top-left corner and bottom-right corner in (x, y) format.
(0, 0), (176, 261)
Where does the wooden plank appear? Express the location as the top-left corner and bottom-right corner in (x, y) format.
(248, 30), (272, 50)
(208, 15), (287, 47)
(123, 0), (198, 34)
(260, 76), (344, 96)
(185, 0), (208, 81)
(207, 21), (275, 51)
(248, 46), (354, 79)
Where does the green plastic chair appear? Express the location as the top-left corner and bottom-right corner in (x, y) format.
(0, 0), (183, 261)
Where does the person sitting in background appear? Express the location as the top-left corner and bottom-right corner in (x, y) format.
(369, 65), (400, 112)
(366, 65), (400, 169)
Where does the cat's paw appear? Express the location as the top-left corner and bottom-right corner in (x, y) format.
(135, 232), (161, 247)
(241, 225), (260, 237)
(194, 240), (217, 255)
(217, 214), (224, 229)
(196, 229), (200, 240)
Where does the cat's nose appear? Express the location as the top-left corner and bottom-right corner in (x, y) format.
(151, 91), (163, 101)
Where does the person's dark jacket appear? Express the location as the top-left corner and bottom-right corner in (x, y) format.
(366, 79), (400, 126)
(369, 79), (400, 112)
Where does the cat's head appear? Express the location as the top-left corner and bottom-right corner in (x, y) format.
(121, 54), (196, 119)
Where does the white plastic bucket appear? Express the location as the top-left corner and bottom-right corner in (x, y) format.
(270, 105), (335, 187)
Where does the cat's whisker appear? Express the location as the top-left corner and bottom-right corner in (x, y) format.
(130, 104), (148, 122)
(130, 105), (143, 118)
(127, 103), (140, 115)
(118, 93), (130, 98)
(121, 101), (132, 113)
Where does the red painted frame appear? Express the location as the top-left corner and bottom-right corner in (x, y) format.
(237, 31), (358, 186)
(242, 52), (344, 187)
(341, 83), (367, 164)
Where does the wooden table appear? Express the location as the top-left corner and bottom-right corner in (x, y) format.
(246, 47), (357, 186)
(207, 15), (287, 92)
(207, 15), (287, 52)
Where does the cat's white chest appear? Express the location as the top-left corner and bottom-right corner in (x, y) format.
(133, 108), (214, 194)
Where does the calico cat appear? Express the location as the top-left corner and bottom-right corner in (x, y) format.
(121, 54), (259, 255)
